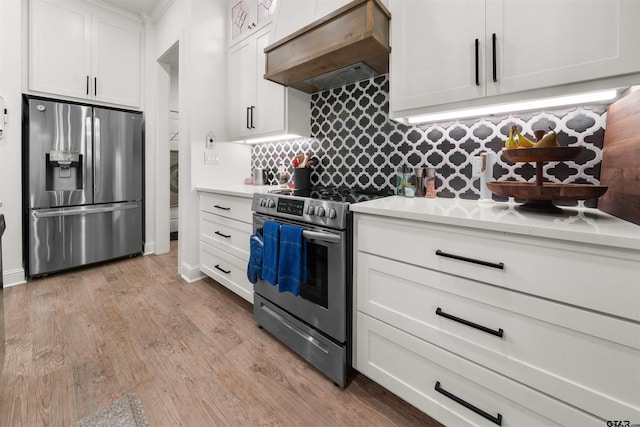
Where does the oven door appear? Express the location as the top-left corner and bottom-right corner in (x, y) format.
(253, 213), (348, 343)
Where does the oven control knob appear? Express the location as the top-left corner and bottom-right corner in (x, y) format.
(306, 205), (315, 215)
(316, 206), (325, 217)
(328, 208), (337, 219)
(267, 199), (276, 208)
(259, 197), (266, 207)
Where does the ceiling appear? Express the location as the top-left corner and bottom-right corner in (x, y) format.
(100, 0), (165, 17)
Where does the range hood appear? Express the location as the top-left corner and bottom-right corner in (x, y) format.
(264, 0), (391, 93)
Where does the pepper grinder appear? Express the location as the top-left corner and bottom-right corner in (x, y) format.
(414, 167), (426, 197)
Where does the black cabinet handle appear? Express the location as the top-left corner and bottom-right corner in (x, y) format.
(492, 33), (497, 82)
(435, 249), (504, 270)
(214, 264), (231, 274)
(246, 106), (251, 129)
(94, 77), (97, 96)
(215, 231), (231, 238)
(213, 205), (230, 211)
(249, 106), (255, 129)
(86, 75), (90, 95)
(436, 307), (504, 338)
(474, 38), (479, 86)
(435, 381), (503, 425)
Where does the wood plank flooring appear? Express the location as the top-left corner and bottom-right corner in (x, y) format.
(1, 241), (443, 426)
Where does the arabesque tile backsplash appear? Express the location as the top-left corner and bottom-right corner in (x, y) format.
(251, 75), (607, 204)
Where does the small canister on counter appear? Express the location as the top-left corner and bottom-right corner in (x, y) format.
(425, 167), (437, 198)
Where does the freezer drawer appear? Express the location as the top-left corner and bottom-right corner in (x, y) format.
(28, 202), (143, 276)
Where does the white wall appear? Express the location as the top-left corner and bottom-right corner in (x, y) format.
(0, 0), (26, 286)
(151, 0), (250, 281)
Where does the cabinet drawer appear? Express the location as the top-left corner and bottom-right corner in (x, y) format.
(357, 252), (640, 421)
(200, 212), (252, 261)
(199, 192), (252, 224)
(356, 313), (601, 427)
(355, 215), (640, 322)
(200, 241), (252, 303)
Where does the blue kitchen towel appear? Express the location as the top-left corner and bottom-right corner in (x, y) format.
(277, 224), (307, 296)
(247, 228), (263, 284)
(262, 221), (280, 285)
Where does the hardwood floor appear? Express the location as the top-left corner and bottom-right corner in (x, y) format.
(1, 241), (442, 426)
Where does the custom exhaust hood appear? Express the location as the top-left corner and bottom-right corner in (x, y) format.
(264, 0), (391, 93)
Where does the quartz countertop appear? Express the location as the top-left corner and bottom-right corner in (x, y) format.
(196, 184), (286, 198)
(350, 196), (640, 251)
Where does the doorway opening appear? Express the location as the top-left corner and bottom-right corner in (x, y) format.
(158, 43), (180, 247)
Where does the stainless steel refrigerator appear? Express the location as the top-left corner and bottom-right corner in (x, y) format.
(23, 96), (144, 277)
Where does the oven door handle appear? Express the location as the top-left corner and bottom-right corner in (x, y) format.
(302, 230), (341, 243)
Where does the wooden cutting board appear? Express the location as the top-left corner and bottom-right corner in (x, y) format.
(598, 89), (640, 225)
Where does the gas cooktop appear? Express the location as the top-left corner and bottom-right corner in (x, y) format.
(307, 186), (395, 204)
(253, 186), (393, 229)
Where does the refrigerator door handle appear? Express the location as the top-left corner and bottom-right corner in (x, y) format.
(94, 116), (101, 193)
(33, 203), (139, 218)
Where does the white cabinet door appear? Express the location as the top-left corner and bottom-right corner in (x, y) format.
(390, 0), (640, 119)
(29, 0), (142, 108)
(228, 36), (257, 140)
(487, 0), (640, 97)
(228, 24), (310, 141)
(92, 11), (142, 107)
(254, 28), (285, 135)
(390, 0), (486, 112)
(29, 0), (92, 100)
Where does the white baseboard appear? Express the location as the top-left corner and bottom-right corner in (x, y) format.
(3, 267), (27, 287)
(180, 261), (205, 283)
(144, 241), (155, 255)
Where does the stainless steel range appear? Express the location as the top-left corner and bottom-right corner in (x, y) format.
(251, 187), (391, 386)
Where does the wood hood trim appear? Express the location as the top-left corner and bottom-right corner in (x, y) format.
(264, 0), (391, 93)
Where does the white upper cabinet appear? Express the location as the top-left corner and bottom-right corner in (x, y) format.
(486, 0), (640, 97)
(227, 23), (310, 141)
(390, 0), (640, 120)
(229, 0), (278, 45)
(29, 0), (142, 108)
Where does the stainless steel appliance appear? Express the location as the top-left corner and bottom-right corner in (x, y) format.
(251, 186), (392, 386)
(23, 96), (143, 277)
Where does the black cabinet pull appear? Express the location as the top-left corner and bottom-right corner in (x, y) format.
(214, 264), (231, 274)
(474, 38), (479, 86)
(249, 106), (255, 129)
(94, 77), (97, 96)
(213, 205), (231, 211)
(246, 106), (251, 129)
(435, 381), (503, 425)
(436, 307), (504, 338)
(215, 231), (231, 238)
(435, 249), (504, 270)
(86, 75), (89, 95)
(492, 33), (497, 82)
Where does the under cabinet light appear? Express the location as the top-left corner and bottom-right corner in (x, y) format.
(406, 89), (619, 125)
(244, 133), (303, 144)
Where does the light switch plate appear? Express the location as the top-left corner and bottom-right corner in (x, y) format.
(204, 149), (220, 164)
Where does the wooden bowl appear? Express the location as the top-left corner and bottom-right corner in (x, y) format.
(502, 147), (583, 163)
(486, 181), (608, 201)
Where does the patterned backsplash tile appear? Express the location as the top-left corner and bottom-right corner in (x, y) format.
(251, 75), (607, 204)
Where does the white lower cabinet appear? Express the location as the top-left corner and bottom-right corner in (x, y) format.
(199, 192), (253, 303)
(357, 314), (600, 427)
(354, 213), (640, 425)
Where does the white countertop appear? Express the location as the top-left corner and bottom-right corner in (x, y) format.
(196, 184), (285, 198)
(196, 185), (640, 251)
(350, 196), (640, 251)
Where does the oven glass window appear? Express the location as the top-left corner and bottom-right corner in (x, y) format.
(300, 242), (328, 308)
